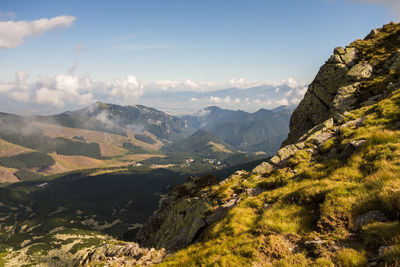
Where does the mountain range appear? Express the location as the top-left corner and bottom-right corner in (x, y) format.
(0, 101), (293, 183)
(2, 22), (399, 266)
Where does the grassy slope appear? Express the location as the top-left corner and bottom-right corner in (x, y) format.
(0, 121), (163, 181)
(0, 139), (33, 157)
(159, 23), (400, 266)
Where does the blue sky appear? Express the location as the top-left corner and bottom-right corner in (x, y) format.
(0, 0), (398, 114)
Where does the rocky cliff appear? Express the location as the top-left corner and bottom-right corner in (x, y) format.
(283, 22), (400, 146)
(81, 22), (400, 266)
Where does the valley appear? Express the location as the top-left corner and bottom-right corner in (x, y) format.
(1, 2), (398, 265)
(0, 101), (290, 265)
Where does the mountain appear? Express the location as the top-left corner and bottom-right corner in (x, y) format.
(166, 129), (234, 155)
(82, 22), (400, 266)
(182, 105), (295, 154)
(34, 102), (193, 142)
(139, 84), (305, 114)
(0, 102), (274, 183)
(3, 22), (400, 267)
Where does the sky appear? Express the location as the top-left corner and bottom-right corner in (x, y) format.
(0, 0), (398, 115)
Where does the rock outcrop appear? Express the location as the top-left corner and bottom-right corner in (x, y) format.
(281, 34), (381, 146)
(136, 174), (242, 251)
(80, 241), (165, 266)
(82, 22), (400, 266)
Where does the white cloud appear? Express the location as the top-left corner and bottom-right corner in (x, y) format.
(0, 70), (309, 113)
(275, 97), (289, 106)
(152, 79), (200, 91)
(107, 75), (144, 105)
(0, 83), (14, 92)
(210, 96), (233, 104)
(144, 77), (306, 93)
(0, 15), (76, 49)
(36, 87), (67, 107)
(10, 90), (30, 102)
(0, 72), (94, 108)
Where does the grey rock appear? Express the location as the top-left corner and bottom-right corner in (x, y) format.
(366, 29), (380, 39)
(331, 83), (360, 116)
(303, 239), (338, 257)
(269, 156), (281, 165)
(387, 50), (400, 72)
(360, 100), (377, 107)
(311, 131), (334, 146)
(378, 246), (392, 258)
(246, 187), (263, 197)
(205, 198), (240, 225)
(341, 117), (365, 128)
(346, 62), (373, 81)
(80, 242), (165, 266)
(341, 139), (367, 159)
(355, 210), (387, 228)
(277, 144), (298, 161)
(386, 82), (400, 97)
(252, 162), (274, 175)
(323, 147), (339, 160)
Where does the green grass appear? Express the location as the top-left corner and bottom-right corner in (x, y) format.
(160, 30), (400, 264)
(333, 248), (367, 267)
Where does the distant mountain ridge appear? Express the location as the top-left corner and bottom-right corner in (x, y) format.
(140, 84), (305, 114)
(182, 105), (296, 154)
(33, 102), (193, 142)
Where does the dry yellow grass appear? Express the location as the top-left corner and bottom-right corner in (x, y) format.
(40, 153), (161, 175)
(0, 139), (34, 157)
(32, 122), (153, 157)
(207, 141), (232, 153)
(0, 166), (19, 183)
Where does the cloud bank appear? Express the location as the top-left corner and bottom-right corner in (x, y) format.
(0, 15), (76, 49)
(0, 72), (146, 108)
(0, 70), (308, 114)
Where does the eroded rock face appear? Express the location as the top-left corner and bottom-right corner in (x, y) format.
(136, 196), (211, 251)
(282, 45), (375, 146)
(136, 174), (240, 251)
(80, 242), (165, 266)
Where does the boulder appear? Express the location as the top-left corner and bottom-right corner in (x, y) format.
(205, 197), (240, 225)
(355, 210), (387, 228)
(346, 61), (373, 81)
(80, 242), (165, 266)
(341, 117), (365, 128)
(252, 162), (274, 175)
(310, 131), (334, 146)
(136, 197), (211, 251)
(340, 139), (367, 159)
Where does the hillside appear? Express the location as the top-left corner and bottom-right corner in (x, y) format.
(80, 22), (400, 266)
(182, 106), (294, 154)
(33, 102), (193, 142)
(0, 112), (163, 182)
(0, 103), (275, 184)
